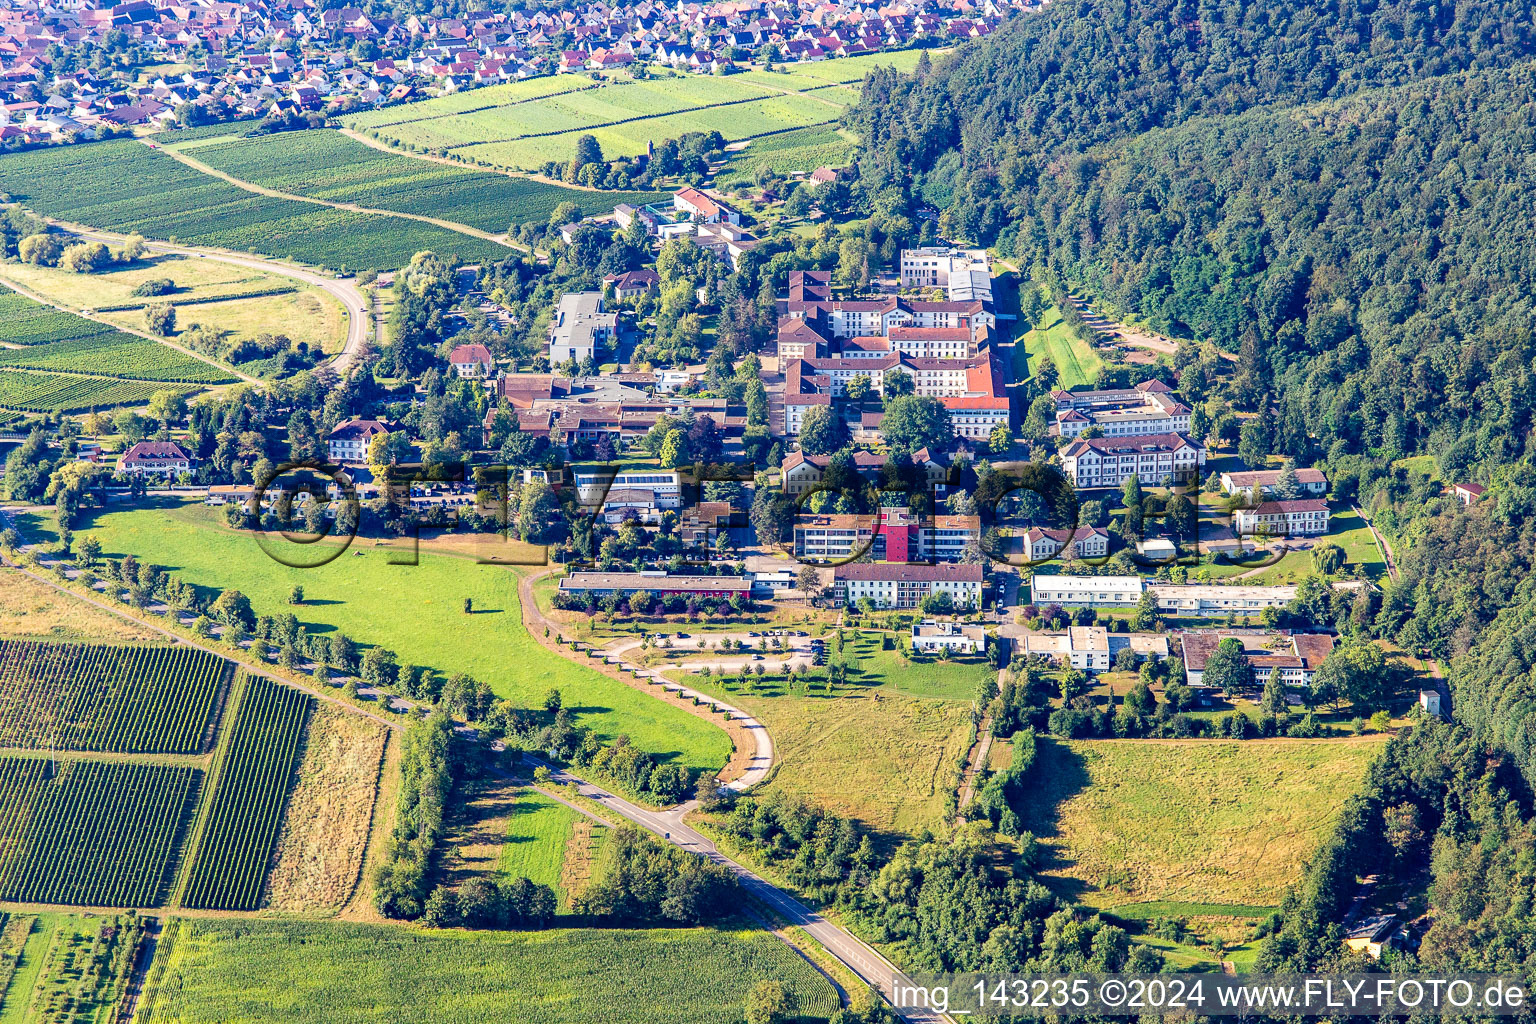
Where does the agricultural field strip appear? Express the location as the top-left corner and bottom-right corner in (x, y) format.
(0, 640), (229, 755)
(154, 144), (515, 248)
(0, 141), (510, 271)
(0, 757), (201, 907)
(0, 279), (239, 384)
(0, 371), (200, 414)
(436, 87), (852, 150)
(180, 674), (310, 911)
(180, 131), (660, 237)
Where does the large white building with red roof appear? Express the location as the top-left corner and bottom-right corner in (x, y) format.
(1058, 432), (1206, 488)
(1050, 379), (1191, 438)
(118, 440), (193, 478)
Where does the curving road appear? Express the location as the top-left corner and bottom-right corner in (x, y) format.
(37, 217), (374, 375)
(524, 754), (947, 1024)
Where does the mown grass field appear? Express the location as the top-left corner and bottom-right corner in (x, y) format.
(174, 130), (661, 233)
(0, 141), (507, 272)
(680, 667), (972, 838)
(347, 53), (925, 171)
(73, 499), (732, 774)
(138, 919), (840, 1024)
(1017, 736), (1386, 908)
(498, 787), (580, 894)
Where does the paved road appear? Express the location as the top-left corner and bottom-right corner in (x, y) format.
(41, 219), (373, 375)
(598, 632), (793, 790)
(4, 520), (939, 1020)
(525, 754), (948, 1024)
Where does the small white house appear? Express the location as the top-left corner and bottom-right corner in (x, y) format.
(911, 620), (986, 654)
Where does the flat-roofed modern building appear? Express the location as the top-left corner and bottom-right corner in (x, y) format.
(558, 572), (752, 598)
(1029, 574), (1143, 607)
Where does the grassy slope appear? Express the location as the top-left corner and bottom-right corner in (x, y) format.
(140, 919), (839, 1024)
(1019, 736), (1386, 909)
(74, 500), (731, 774)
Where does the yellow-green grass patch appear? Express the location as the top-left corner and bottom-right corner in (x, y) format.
(1020, 736), (1386, 909)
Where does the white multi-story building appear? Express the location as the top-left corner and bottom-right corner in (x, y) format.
(897, 248), (995, 291)
(1020, 526), (1111, 562)
(1030, 574), (1143, 608)
(792, 509), (981, 563)
(570, 467), (681, 508)
(1232, 499), (1330, 537)
(1051, 380), (1192, 438)
(549, 291), (616, 365)
(1058, 433), (1205, 488)
(911, 620), (987, 654)
(1149, 583), (1301, 616)
(833, 563), (984, 610)
(1023, 626), (1168, 673)
(327, 419), (396, 465)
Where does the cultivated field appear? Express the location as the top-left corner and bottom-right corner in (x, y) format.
(137, 920), (840, 1024)
(0, 567), (163, 644)
(174, 129), (660, 234)
(73, 499), (732, 774)
(181, 674), (311, 911)
(0, 640), (231, 754)
(0, 283), (233, 410)
(0, 260), (346, 364)
(264, 704), (388, 913)
(0, 369), (197, 414)
(345, 53), (926, 171)
(1018, 736), (1387, 908)
(717, 124), (858, 183)
(0, 141), (508, 271)
(0, 757), (201, 907)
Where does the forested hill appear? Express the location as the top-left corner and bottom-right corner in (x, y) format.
(1027, 62), (1536, 465)
(847, 0), (1536, 237)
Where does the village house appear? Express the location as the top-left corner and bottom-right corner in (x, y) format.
(447, 342), (494, 379)
(118, 440), (193, 478)
(327, 418), (397, 465)
(1020, 525), (1111, 562)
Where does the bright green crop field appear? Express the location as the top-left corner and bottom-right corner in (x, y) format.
(138, 919), (839, 1024)
(346, 52), (926, 171)
(174, 130), (661, 234)
(0, 142), (507, 272)
(75, 499), (731, 774)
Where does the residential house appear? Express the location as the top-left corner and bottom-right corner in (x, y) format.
(328, 418), (397, 465)
(911, 620), (986, 654)
(447, 342), (494, 379)
(1232, 498), (1330, 538)
(118, 440), (193, 478)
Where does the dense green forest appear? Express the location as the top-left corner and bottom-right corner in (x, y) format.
(841, 0), (1536, 981)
